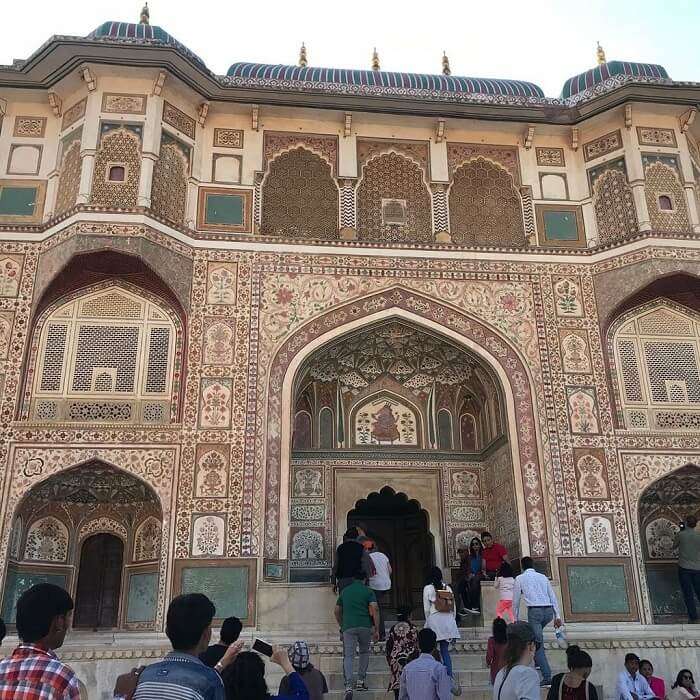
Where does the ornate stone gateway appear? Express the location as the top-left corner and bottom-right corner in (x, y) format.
(284, 314), (529, 584)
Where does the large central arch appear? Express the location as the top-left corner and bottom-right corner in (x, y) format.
(262, 287), (549, 563)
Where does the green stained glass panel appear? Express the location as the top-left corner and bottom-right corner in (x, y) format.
(180, 566), (249, 620)
(0, 187), (38, 217)
(566, 564), (630, 614)
(205, 194), (244, 226)
(543, 210), (578, 241)
(646, 565), (686, 618)
(2, 570), (68, 623)
(126, 572), (158, 623)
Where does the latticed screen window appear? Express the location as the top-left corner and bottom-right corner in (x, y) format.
(31, 286), (176, 424)
(613, 302), (700, 431)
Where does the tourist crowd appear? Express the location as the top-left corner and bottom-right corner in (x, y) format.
(0, 520), (697, 700)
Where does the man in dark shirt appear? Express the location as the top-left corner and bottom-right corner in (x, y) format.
(199, 616), (243, 667)
(333, 527), (373, 592)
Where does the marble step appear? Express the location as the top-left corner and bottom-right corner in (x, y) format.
(324, 688), (494, 700)
(324, 668), (492, 689)
(319, 654), (488, 672)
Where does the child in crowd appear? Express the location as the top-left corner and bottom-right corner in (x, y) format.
(494, 561), (516, 622)
(279, 641), (327, 700)
(640, 660), (666, 700)
(486, 617), (508, 684)
(385, 605), (418, 700)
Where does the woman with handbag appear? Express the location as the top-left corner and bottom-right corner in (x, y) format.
(423, 566), (461, 694)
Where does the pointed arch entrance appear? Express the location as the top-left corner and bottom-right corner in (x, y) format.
(0, 454), (172, 630)
(638, 463), (700, 622)
(264, 287), (550, 581)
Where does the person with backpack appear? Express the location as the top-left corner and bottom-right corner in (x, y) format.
(423, 566), (461, 694)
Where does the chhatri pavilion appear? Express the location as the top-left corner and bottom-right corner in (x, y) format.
(0, 6), (699, 695)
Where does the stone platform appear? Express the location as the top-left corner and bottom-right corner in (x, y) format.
(2, 623), (699, 700)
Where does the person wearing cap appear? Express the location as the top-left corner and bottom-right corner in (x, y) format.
(512, 557), (562, 686)
(492, 622), (541, 700)
(279, 641), (328, 700)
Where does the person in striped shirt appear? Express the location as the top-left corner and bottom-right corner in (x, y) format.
(0, 583), (83, 700)
(133, 594), (243, 700)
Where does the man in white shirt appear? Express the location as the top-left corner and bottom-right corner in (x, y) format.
(616, 653), (657, 700)
(366, 539), (392, 640)
(512, 557), (562, 686)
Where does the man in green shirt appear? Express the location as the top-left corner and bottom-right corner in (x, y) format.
(677, 515), (700, 623)
(334, 573), (380, 697)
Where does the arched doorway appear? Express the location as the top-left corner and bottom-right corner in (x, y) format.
(348, 487), (434, 616)
(639, 464), (700, 622)
(3, 461), (163, 630)
(74, 533), (124, 629)
(284, 310), (530, 587)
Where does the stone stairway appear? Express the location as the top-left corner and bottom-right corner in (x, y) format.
(263, 641), (497, 700)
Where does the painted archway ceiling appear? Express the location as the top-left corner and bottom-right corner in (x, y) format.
(639, 464), (700, 521)
(302, 320), (483, 396)
(27, 464), (159, 505)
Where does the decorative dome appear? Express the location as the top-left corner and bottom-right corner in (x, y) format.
(226, 62), (544, 98)
(87, 22), (205, 67)
(561, 60), (669, 98)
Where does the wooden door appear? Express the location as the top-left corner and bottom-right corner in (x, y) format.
(348, 512), (433, 619)
(74, 533), (123, 629)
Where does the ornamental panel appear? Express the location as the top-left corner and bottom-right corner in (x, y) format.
(356, 152), (431, 243)
(261, 147), (338, 239)
(151, 136), (189, 224)
(449, 158), (526, 247)
(590, 161), (638, 244)
(583, 130), (622, 162)
(90, 126), (141, 209)
(162, 101), (195, 139)
(643, 160), (690, 232)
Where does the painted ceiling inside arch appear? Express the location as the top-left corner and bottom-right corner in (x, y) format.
(639, 464), (700, 521)
(25, 464), (159, 505)
(298, 319), (494, 398)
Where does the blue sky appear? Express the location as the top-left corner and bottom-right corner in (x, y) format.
(1, 0), (698, 97)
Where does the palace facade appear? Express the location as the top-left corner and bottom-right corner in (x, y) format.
(0, 11), (699, 685)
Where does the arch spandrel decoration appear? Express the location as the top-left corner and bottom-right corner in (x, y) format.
(262, 287), (548, 560)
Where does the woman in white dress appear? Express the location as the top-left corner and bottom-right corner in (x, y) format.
(423, 566), (461, 686)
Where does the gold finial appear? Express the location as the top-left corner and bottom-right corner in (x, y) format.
(298, 42), (308, 67)
(372, 47), (380, 71)
(596, 41), (606, 65)
(442, 51), (451, 76)
(139, 2), (150, 24)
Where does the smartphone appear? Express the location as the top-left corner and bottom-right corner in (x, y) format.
(252, 638), (273, 657)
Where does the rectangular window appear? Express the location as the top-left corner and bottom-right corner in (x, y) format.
(535, 204), (585, 247)
(197, 187), (252, 233)
(0, 180), (46, 223)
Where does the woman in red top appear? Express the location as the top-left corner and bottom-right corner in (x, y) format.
(640, 660), (666, 700)
(547, 646), (599, 700)
(486, 617), (508, 684)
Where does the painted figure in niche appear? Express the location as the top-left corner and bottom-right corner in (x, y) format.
(195, 450), (227, 497)
(372, 402), (400, 443)
(452, 471), (480, 499)
(294, 468), (322, 497)
(576, 455), (608, 499)
(645, 517), (679, 559)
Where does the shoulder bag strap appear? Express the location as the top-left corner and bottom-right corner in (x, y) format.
(497, 666), (513, 700)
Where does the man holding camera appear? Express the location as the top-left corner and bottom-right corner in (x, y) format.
(676, 515), (700, 623)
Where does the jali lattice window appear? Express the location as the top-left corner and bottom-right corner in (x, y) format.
(28, 284), (178, 424)
(612, 300), (700, 431)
